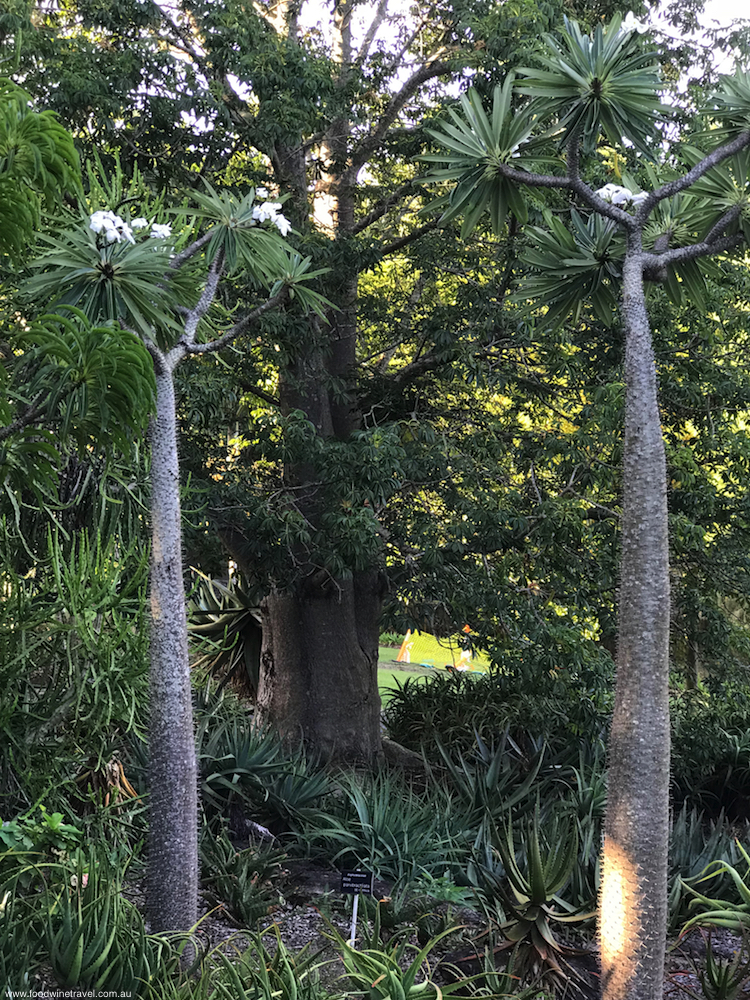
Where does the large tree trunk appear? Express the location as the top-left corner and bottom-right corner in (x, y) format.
(252, 0), (384, 764)
(256, 570), (383, 762)
(147, 366), (199, 934)
(599, 240), (670, 1000)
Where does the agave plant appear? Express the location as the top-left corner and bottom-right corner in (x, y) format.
(432, 727), (544, 830)
(680, 841), (750, 934)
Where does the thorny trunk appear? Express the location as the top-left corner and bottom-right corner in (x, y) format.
(147, 366), (198, 934)
(600, 237), (670, 1000)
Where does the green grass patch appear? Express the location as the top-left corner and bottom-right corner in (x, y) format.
(378, 665), (431, 702)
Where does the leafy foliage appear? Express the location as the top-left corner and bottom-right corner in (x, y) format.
(0, 77), (79, 261)
(515, 13), (665, 155)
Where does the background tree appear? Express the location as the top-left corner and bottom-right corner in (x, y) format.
(424, 17), (750, 1000)
(4, 0), (628, 762)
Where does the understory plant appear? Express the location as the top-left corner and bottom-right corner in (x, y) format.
(467, 807), (594, 985)
(680, 841), (750, 934)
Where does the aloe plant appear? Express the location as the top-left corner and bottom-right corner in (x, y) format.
(189, 572), (263, 699)
(680, 841), (750, 934)
(210, 927), (333, 1000)
(327, 919), (493, 1000)
(469, 808), (593, 984)
(44, 852), (182, 992)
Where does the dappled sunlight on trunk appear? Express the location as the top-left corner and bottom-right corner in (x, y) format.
(600, 836), (641, 1000)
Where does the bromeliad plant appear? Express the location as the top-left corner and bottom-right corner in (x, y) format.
(423, 13), (750, 1000)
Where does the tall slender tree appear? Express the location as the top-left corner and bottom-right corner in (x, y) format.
(25, 187), (329, 934)
(424, 18), (750, 1000)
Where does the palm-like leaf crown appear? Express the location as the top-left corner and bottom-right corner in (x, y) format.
(515, 13), (665, 156)
(423, 76), (539, 236)
(25, 183), (334, 348)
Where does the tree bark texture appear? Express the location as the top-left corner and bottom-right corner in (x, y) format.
(147, 368), (199, 934)
(600, 239), (670, 1000)
(257, 570), (383, 762)
(253, 0), (382, 764)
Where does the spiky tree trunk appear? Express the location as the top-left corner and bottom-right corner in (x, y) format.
(145, 247), (285, 934)
(599, 237), (670, 1000)
(147, 363), (199, 934)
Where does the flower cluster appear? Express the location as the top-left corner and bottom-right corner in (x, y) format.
(89, 212), (172, 244)
(594, 183), (648, 207)
(90, 210), (136, 245)
(252, 201), (292, 237)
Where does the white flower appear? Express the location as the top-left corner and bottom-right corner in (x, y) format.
(131, 217), (149, 229)
(255, 187), (269, 198)
(621, 11), (648, 33)
(252, 201), (284, 224)
(594, 183), (647, 209)
(251, 201), (292, 235)
(89, 210), (110, 234)
(89, 210), (135, 244)
(150, 223), (172, 239)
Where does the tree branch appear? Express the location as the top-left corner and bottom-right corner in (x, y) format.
(643, 233), (745, 273)
(353, 181), (415, 234)
(704, 204), (743, 243)
(380, 220), (439, 256)
(169, 231), (214, 271)
(0, 394), (45, 442)
(492, 158), (637, 229)
(236, 379), (281, 406)
(638, 129), (750, 213)
(354, 0), (389, 68)
(186, 288), (289, 355)
(180, 249), (226, 351)
(347, 59), (453, 178)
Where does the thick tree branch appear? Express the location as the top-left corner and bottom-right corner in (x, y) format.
(347, 59), (452, 178)
(169, 231), (214, 271)
(179, 249), (226, 353)
(236, 379), (281, 406)
(637, 129), (750, 213)
(143, 338), (169, 378)
(492, 156), (637, 229)
(643, 233), (745, 273)
(186, 288), (289, 355)
(354, 0), (389, 68)
(391, 349), (446, 386)
(704, 204), (743, 244)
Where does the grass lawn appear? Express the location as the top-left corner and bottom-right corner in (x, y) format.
(378, 664), (431, 701)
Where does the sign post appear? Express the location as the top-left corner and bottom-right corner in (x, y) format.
(341, 869), (374, 946)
